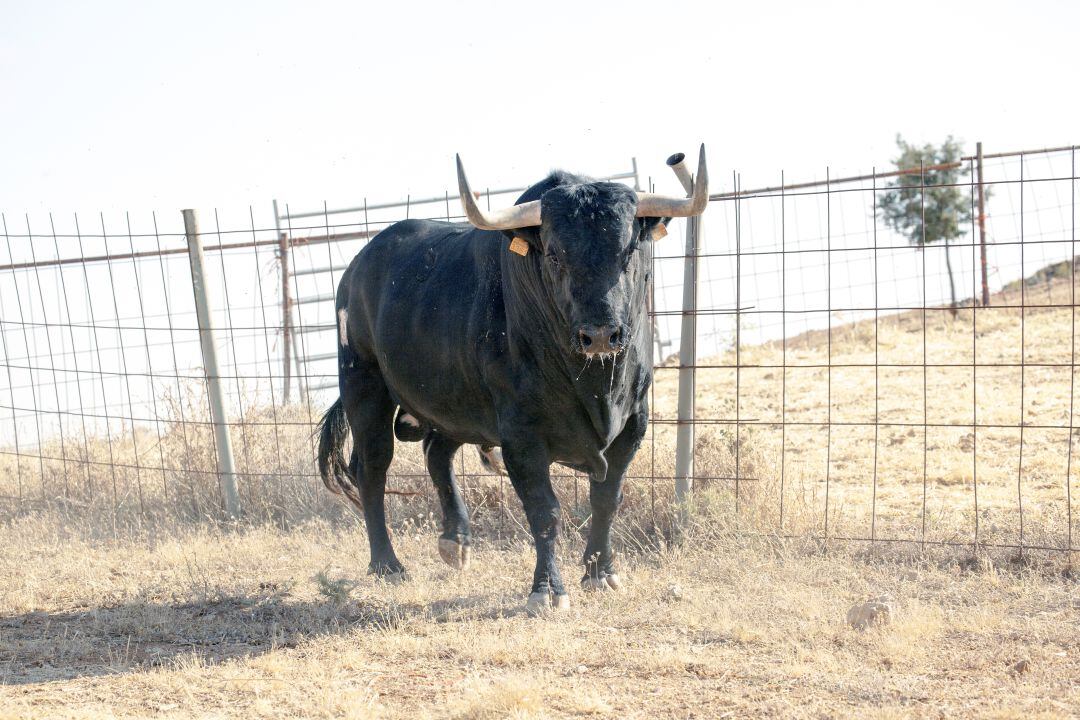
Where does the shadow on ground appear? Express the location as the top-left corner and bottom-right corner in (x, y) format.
(0, 588), (505, 685)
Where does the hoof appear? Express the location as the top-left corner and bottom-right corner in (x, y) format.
(525, 591), (571, 616)
(438, 537), (471, 570)
(581, 573), (623, 592)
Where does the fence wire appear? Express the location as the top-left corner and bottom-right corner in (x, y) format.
(0, 144), (1076, 556)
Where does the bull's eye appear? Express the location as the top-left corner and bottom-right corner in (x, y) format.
(546, 252), (561, 268)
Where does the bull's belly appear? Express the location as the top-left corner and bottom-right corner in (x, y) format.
(387, 378), (628, 471)
(371, 332), (635, 468)
(385, 379), (500, 446)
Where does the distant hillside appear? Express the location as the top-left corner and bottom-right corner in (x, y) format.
(1001, 255), (1079, 294)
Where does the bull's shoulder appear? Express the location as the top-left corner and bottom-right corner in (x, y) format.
(340, 219), (506, 336)
(345, 220), (473, 283)
(361, 219), (469, 255)
(368, 220), (501, 266)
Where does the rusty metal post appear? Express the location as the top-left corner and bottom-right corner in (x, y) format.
(278, 232), (293, 404)
(977, 142), (990, 306)
(274, 198), (306, 404)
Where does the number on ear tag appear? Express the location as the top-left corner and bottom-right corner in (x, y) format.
(651, 224), (669, 241)
(509, 237), (529, 256)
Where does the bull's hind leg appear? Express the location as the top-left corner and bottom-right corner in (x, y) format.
(340, 361), (403, 578)
(422, 432), (471, 569)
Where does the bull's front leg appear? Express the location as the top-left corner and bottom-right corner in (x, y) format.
(502, 436), (569, 614)
(582, 406), (647, 592)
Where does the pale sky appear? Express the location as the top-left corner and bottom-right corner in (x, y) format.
(3, 0), (1077, 220)
(0, 0), (1077, 445)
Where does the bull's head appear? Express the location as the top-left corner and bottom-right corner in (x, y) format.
(456, 146), (708, 357)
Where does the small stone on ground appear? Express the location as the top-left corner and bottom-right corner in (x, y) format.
(1008, 658), (1032, 675)
(846, 595), (894, 630)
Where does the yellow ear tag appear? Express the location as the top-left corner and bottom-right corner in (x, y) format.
(508, 237), (530, 256)
(651, 224), (669, 241)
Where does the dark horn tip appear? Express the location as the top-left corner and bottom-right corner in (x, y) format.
(666, 152), (686, 167)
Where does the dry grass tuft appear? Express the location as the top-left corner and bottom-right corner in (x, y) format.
(450, 675), (545, 720)
(314, 568), (361, 606)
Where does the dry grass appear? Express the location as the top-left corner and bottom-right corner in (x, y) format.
(640, 272), (1080, 550)
(2, 267), (1079, 717)
(1, 517), (1076, 718)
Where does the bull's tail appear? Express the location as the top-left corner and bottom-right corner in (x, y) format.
(316, 397), (349, 492)
(316, 398), (366, 516)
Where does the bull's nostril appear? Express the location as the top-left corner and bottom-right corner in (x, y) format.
(577, 325), (624, 354)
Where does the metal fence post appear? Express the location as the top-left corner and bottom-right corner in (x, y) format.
(273, 198), (307, 403)
(272, 199), (298, 404)
(977, 142), (990, 306)
(668, 153), (699, 501)
(278, 231), (293, 404)
(183, 209), (240, 518)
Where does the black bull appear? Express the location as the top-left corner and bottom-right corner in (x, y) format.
(317, 150), (707, 612)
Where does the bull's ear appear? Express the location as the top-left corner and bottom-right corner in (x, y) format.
(641, 216), (671, 242)
(501, 227), (541, 257)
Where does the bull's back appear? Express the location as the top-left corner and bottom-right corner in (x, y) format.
(341, 220), (505, 444)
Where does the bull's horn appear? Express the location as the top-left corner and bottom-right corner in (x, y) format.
(635, 144), (709, 218)
(456, 155), (542, 231)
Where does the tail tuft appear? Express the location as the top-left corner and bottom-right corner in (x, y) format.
(316, 398), (365, 517)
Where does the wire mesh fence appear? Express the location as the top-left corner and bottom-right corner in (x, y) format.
(1, 143), (1076, 556)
